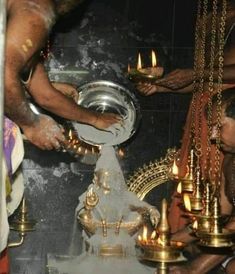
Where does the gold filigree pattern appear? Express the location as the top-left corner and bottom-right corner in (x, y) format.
(127, 148), (177, 200)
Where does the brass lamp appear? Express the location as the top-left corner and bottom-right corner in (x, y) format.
(8, 196), (36, 248)
(137, 199), (186, 274)
(196, 197), (235, 248)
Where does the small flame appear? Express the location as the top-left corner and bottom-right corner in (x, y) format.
(142, 225), (148, 242)
(137, 53), (142, 70)
(157, 236), (165, 246)
(151, 230), (157, 239)
(138, 235), (142, 242)
(177, 182), (182, 194)
(183, 193), (191, 212)
(68, 129), (73, 140)
(151, 50), (157, 67)
(192, 220), (198, 230)
(118, 148), (125, 157)
(127, 63), (131, 73)
(172, 158), (179, 178)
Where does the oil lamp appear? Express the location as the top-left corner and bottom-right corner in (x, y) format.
(62, 127), (100, 159)
(190, 181), (212, 233)
(168, 156), (179, 181)
(137, 199), (186, 274)
(180, 149), (194, 193)
(127, 50), (164, 82)
(195, 196), (235, 248)
(189, 168), (203, 212)
(8, 196), (36, 248)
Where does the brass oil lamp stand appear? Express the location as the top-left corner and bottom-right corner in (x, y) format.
(62, 125), (100, 159)
(192, 180), (212, 233)
(137, 199), (186, 274)
(195, 196), (235, 248)
(180, 149), (195, 193)
(189, 167), (203, 213)
(8, 196), (36, 248)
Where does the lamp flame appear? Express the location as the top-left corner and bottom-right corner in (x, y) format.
(172, 158), (179, 178)
(157, 236), (165, 246)
(137, 53), (142, 70)
(151, 230), (157, 239)
(69, 129), (73, 140)
(151, 50), (157, 67)
(192, 219), (198, 230)
(183, 193), (191, 212)
(127, 63), (131, 73)
(142, 225), (148, 242)
(118, 148), (125, 158)
(177, 182), (182, 194)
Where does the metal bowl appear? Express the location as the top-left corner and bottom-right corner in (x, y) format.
(72, 80), (141, 146)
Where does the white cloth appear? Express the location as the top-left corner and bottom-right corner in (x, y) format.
(0, 125), (24, 253)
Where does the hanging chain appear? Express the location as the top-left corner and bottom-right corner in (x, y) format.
(194, 0), (208, 171)
(214, 0), (227, 190)
(191, 0), (202, 148)
(205, 0), (218, 179)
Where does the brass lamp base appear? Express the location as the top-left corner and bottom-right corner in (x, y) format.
(190, 197), (203, 212)
(196, 229), (235, 248)
(139, 241), (186, 263)
(191, 214), (231, 233)
(181, 178), (194, 193)
(127, 68), (163, 83)
(10, 219), (36, 232)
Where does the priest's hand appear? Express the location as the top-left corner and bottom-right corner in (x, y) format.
(154, 69), (194, 90)
(92, 112), (123, 130)
(22, 114), (65, 150)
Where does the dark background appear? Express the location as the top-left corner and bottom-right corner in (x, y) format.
(9, 0), (196, 273)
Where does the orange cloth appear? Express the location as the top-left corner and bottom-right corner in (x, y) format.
(0, 249), (9, 274)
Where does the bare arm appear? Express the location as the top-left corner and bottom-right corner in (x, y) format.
(4, 7), (45, 128)
(4, 3), (67, 150)
(136, 56), (235, 97)
(51, 82), (79, 101)
(27, 62), (121, 129)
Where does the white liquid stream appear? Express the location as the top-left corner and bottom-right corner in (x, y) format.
(48, 146), (156, 274)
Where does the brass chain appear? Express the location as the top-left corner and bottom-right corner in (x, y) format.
(195, 0), (208, 166)
(190, 0), (202, 148)
(214, 0), (227, 188)
(205, 0), (218, 178)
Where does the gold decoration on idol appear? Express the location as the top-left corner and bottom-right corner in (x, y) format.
(137, 199), (186, 274)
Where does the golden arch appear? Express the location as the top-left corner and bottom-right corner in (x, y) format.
(127, 148), (177, 200)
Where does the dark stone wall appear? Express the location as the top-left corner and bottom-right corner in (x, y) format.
(9, 0), (194, 273)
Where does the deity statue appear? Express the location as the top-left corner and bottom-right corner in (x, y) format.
(76, 146), (160, 257)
